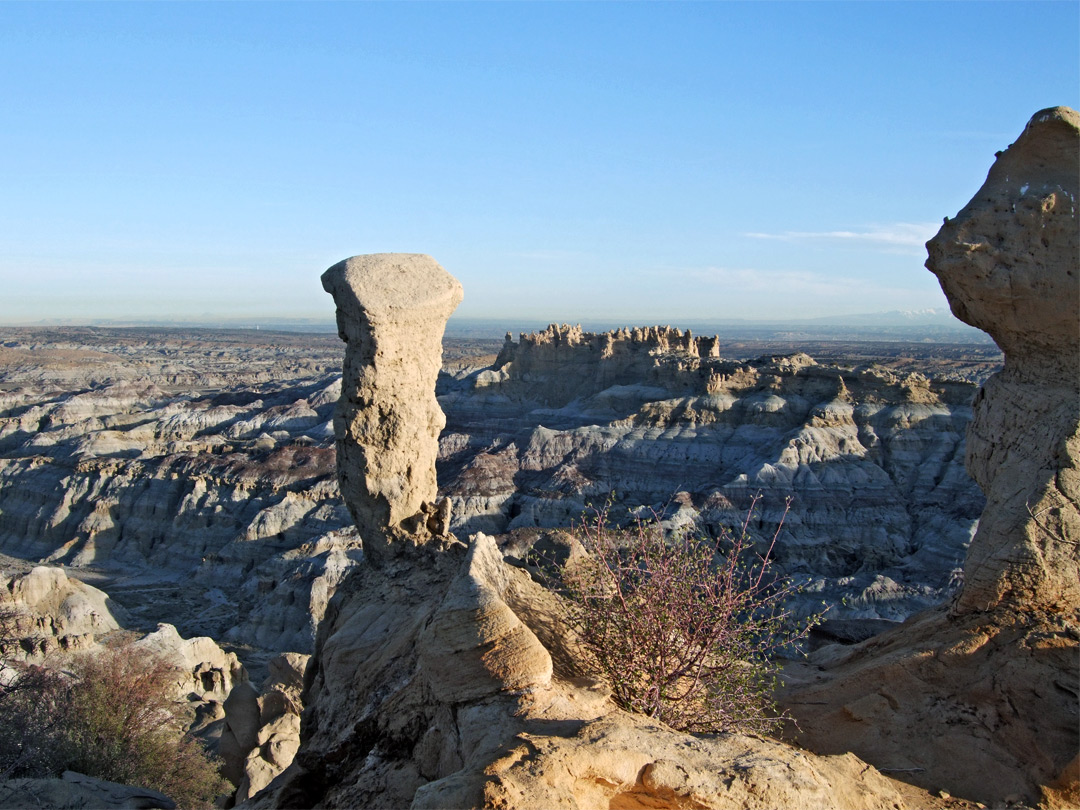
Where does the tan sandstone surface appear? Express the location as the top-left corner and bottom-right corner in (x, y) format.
(321, 254), (463, 555)
(780, 107), (1079, 808)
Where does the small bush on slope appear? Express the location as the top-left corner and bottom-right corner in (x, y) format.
(551, 496), (819, 735)
(0, 643), (229, 809)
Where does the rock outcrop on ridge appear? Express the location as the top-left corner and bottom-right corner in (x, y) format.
(321, 254), (463, 555)
(246, 258), (960, 810)
(254, 534), (918, 810)
(0, 565), (124, 658)
(781, 107), (1080, 807)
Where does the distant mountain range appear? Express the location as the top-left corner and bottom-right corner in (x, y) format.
(2, 308), (993, 343)
(800, 308), (960, 325)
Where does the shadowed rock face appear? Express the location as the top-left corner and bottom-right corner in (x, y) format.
(321, 254), (463, 556)
(781, 107), (1079, 808)
(928, 106), (1080, 614)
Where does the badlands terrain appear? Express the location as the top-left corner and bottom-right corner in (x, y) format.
(0, 324), (997, 663)
(1, 105), (1076, 810)
(0, 322), (1001, 804)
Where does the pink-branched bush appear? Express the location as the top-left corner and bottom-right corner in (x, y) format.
(554, 495), (817, 734)
(0, 643), (229, 809)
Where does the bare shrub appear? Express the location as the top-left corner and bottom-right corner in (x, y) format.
(553, 495), (819, 735)
(0, 644), (229, 809)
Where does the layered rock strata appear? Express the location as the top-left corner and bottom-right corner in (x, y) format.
(0, 373), (357, 657)
(781, 106), (1080, 807)
(321, 254), (463, 555)
(0, 323), (987, 649)
(442, 327), (985, 624)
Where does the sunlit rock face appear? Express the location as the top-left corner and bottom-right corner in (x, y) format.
(781, 107), (1080, 809)
(928, 105), (1080, 615)
(251, 266), (941, 810)
(321, 254), (463, 557)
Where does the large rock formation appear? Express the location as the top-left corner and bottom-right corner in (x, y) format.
(928, 105), (1080, 615)
(0, 322), (988, 657)
(442, 326), (985, 626)
(321, 254), (463, 555)
(781, 107), (1079, 807)
(252, 533), (934, 810)
(242, 258), (966, 810)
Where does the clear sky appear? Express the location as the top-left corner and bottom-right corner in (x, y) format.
(1, 1), (1077, 326)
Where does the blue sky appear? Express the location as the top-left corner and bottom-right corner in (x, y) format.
(1, 2), (1076, 325)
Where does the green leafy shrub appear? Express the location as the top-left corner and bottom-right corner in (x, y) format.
(552, 495), (819, 735)
(0, 644), (229, 809)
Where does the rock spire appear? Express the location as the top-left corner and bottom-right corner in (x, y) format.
(927, 105), (1080, 614)
(321, 253), (463, 556)
(781, 107), (1079, 807)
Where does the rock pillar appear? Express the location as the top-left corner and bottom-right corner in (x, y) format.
(927, 106), (1080, 614)
(779, 108), (1079, 807)
(321, 253), (463, 556)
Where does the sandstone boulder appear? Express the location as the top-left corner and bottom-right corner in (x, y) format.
(221, 652), (310, 801)
(0, 565), (124, 660)
(321, 254), (463, 556)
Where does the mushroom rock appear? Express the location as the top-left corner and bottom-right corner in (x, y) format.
(321, 253), (463, 557)
(780, 107), (1080, 807)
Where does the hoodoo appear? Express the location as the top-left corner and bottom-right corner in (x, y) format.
(927, 105), (1080, 615)
(321, 253), (463, 556)
(782, 107), (1080, 807)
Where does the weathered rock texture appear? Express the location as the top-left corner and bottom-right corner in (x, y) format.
(0, 565), (124, 659)
(221, 652), (309, 802)
(133, 622), (246, 711)
(322, 254), (463, 555)
(781, 107), (1080, 808)
(253, 536), (929, 810)
(441, 324), (985, 625)
(0, 324), (990, 658)
(243, 258), (964, 810)
(928, 105), (1080, 615)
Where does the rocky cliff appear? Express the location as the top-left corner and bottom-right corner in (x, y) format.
(780, 106), (1080, 808)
